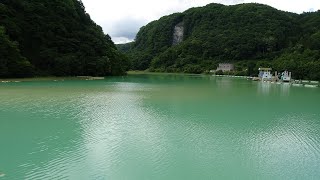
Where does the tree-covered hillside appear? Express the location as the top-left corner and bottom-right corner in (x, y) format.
(0, 0), (128, 78)
(119, 3), (320, 80)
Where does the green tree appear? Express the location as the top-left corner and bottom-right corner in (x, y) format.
(0, 26), (34, 77)
(120, 3), (320, 79)
(0, 0), (127, 77)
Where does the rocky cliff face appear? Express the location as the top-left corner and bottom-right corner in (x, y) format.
(172, 22), (184, 45)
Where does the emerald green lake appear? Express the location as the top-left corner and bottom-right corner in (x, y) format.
(0, 74), (320, 180)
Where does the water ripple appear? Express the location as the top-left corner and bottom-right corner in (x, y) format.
(1, 76), (320, 179)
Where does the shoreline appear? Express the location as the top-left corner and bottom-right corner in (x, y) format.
(0, 76), (105, 83)
(1, 72), (319, 85)
(127, 70), (208, 76)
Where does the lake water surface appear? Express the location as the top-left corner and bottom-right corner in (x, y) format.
(0, 74), (320, 179)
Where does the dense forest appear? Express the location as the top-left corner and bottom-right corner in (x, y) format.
(0, 0), (128, 78)
(118, 3), (320, 80)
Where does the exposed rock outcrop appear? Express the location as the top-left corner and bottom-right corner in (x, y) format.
(172, 22), (184, 45)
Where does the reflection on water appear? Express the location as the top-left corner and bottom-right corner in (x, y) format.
(216, 77), (233, 90)
(280, 83), (291, 96)
(257, 82), (272, 95)
(0, 74), (319, 179)
(257, 82), (291, 96)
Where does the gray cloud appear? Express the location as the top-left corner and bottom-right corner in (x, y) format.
(308, 8), (315, 12)
(104, 17), (146, 40)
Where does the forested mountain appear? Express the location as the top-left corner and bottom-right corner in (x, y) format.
(119, 3), (320, 80)
(0, 0), (128, 78)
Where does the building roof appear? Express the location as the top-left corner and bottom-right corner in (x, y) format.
(258, 68), (272, 71)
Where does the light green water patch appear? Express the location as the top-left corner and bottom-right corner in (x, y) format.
(0, 74), (320, 179)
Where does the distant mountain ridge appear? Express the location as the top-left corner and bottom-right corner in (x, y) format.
(0, 0), (128, 78)
(118, 3), (320, 80)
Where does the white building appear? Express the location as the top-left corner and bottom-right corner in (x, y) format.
(216, 63), (234, 72)
(281, 71), (292, 82)
(258, 68), (272, 80)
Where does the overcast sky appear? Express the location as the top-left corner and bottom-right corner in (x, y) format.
(81, 0), (320, 44)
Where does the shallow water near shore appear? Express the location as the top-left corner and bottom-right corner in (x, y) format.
(0, 74), (320, 179)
